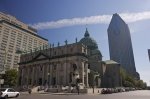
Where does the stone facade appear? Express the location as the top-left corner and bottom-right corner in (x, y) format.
(18, 29), (122, 89)
(101, 60), (121, 88)
(18, 43), (90, 88)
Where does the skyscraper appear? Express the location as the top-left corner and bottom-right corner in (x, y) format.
(148, 49), (150, 61)
(107, 13), (139, 78)
(0, 12), (48, 71)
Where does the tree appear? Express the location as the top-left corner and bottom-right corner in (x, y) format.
(120, 67), (147, 89)
(136, 80), (147, 89)
(3, 69), (18, 87)
(124, 81), (134, 87)
(120, 67), (136, 87)
(120, 67), (126, 85)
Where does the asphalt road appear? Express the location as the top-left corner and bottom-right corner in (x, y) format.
(14, 90), (150, 99)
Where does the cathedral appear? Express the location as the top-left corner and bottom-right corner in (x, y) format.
(18, 29), (121, 91)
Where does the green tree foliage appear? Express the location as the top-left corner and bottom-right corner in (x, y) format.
(136, 80), (147, 89)
(124, 81), (134, 87)
(3, 69), (18, 87)
(120, 68), (126, 83)
(120, 67), (147, 89)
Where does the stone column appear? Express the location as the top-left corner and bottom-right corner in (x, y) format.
(44, 63), (48, 85)
(31, 66), (34, 85)
(35, 65), (37, 85)
(42, 64), (45, 86)
(23, 67), (26, 86)
(29, 66), (31, 86)
(85, 62), (89, 87)
(43, 64), (46, 86)
(50, 63), (53, 87)
(20, 67), (23, 87)
(46, 63), (48, 84)
(56, 63), (60, 85)
(81, 61), (85, 87)
(33, 65), (35, 85)
(36, 64), (39, 85)
(26, 66), (29, 86)
(46, 63), (50, 86)
(63, 62), (67, 85)
(66, 61), (70, 85)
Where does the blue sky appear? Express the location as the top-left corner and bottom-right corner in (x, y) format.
(1, 0), (150, 85)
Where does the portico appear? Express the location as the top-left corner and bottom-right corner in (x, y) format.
(18, 43), (89, 89)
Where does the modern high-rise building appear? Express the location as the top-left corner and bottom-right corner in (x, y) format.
(0, 12), (48, 71)
(148, 49), (150, 61)
(107, 13), (139, 78)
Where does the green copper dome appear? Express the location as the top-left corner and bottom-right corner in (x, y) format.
(80, 28), (98, 50)
(91, 49), (101, 55)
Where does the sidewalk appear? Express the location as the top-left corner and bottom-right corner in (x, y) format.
(20, 90), (47, 94)
(20, 91), (101, 96)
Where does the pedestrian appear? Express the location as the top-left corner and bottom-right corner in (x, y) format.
(28, 88), (32, 94)
(37, 87), (40, 92)
(76, 85), (79, 95)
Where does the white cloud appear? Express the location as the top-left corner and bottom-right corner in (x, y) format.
(30, 11), (150, 30)
(120, 11), (150, 23)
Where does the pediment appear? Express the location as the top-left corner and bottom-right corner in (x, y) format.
(33, 52), (49, 60)
(36, 54), (47, 59)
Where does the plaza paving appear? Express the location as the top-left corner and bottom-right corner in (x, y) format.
(15, 90), (150, 99)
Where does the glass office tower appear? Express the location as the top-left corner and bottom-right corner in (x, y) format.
(107, 13), (139, 79)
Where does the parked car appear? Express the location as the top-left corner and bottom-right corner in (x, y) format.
(125, 87), (130, 91)
(0, 88), (20, 99)
(101, 88), (107, 94)
(113, 88), (119, 93)
(101, 88), (113, 94)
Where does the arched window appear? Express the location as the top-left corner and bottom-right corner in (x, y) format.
(73, 64), (77, 71)
(40, 65), (43, 71)
(88, 63), (90, 69)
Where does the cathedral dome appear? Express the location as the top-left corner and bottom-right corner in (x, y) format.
(80, 28), (98, 50)
(91, 49), (101, 55)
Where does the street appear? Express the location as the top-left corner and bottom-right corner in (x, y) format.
(15, 90), (150, 99)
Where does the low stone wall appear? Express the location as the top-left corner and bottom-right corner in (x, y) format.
(70, 89), (87, 93)
(87, 88), (102, 94)
(31, 86), (40, 93)
(47, 88), (59, 93)
(68, 88), (102, 94)
(45, 87), (103, 94)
